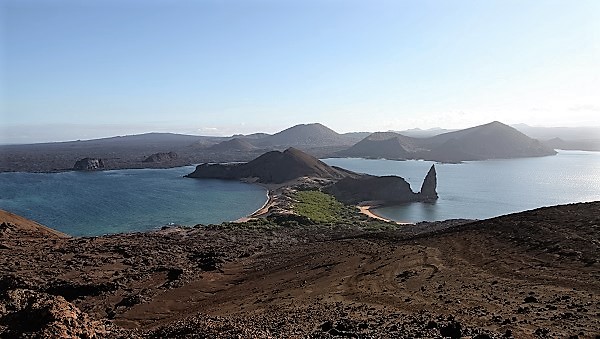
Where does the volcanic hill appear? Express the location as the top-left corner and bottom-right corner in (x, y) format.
(254, 123), (362, 148)
(186, 147), (350, 184)
(338, 121), (557, 162)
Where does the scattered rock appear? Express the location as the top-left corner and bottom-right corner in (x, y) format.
(524, 296), (538, 303)
(0, 289), (117, 338)
(320, 321), (333, 332)
(439, 321), (462, 338)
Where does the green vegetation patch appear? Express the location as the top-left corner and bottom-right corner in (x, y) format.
(293, 190), (346, 223)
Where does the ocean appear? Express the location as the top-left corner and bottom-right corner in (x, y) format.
(1, 151), (598, 236)
(0, 166), (267, 236)
(323, 150), (600, 223)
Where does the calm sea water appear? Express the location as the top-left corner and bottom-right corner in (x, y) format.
(0, 166), (267, 236)
(323, 151), (600, 223)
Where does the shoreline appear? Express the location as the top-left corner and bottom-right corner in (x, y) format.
(358, 205), (413, 225)
(234, 189), (273, 223)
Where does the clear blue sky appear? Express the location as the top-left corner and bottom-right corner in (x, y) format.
(1, 0), (599, 143)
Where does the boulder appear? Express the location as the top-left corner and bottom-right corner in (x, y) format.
(0, 289), (117, 338)
(73, 158), (104, 171)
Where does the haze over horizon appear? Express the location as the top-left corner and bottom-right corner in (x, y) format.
(2, 0), (599, 144)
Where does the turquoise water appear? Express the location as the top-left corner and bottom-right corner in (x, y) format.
(323, 151), (600, 223)
(2, 151), (598, 235)
(0, 166), (267, 236)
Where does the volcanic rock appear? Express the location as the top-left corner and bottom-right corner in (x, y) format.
(142, 151), (178, 163)
(324, 175), (416, 205)
(324, 165), (438, 205)
(419, 164), (438, 200)
(73, 157), (104, 171)
(0, 289), (117, 338)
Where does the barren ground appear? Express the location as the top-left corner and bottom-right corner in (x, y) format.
(1, 202), (599, 338)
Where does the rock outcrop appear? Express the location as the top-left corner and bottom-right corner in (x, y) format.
(186, 147), (351, 184)
(419, 165), (438, 200)
(324, 175), (416, 205)
(324, 165), (438, 205)
(0, 289), (117, 338)
(142, 151), (178, 163)
(73, 158), (104, 171)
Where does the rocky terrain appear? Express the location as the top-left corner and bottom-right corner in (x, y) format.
(1, 202), (598, 338)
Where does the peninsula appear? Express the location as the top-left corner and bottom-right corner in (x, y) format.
(185, 147), (438, 221)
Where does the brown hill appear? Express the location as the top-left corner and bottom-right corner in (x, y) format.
(424, 121), (556, 161)
(337, 132), (425, 159)
(338, 121), (557, 162)
(256, 123), (355, 148)
(186, 147), (349, 184)
(0, 209), (69, 240)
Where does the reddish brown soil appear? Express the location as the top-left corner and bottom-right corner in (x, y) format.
(1, 202), (599, 338)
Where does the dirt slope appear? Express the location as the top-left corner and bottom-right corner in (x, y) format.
(0, 202), (598, 338)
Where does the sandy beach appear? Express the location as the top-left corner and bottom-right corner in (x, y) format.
(358, 205), (412, 224)
(233, 190), (272, 222)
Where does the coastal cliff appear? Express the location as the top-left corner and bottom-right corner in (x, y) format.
(324, 165), (438, 205)
(187, 148), (438, 207)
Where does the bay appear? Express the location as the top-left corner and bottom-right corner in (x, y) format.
(0, 166), (267, 236)
(323, 150), (600, 223)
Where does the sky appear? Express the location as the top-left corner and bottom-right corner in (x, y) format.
(1, 0), (599, 143)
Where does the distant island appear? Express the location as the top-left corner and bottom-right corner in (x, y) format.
(2, 120), (596, 173)
(337, 121), (556, 163)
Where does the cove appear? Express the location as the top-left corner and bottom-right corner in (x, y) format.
(0, 166), (267, 236)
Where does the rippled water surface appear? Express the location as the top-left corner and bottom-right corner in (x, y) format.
(0, 166), (267, 236)
(323, 151), (600, 222)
